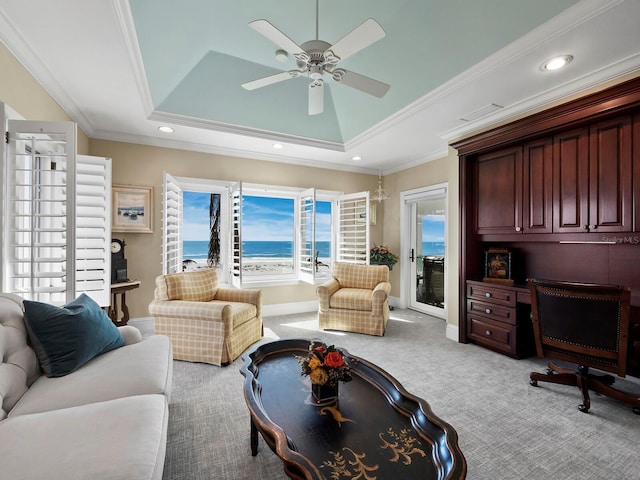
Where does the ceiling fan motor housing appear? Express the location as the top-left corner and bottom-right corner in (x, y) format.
(297, 40), (336, 74)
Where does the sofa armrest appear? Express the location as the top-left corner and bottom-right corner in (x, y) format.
(118, 325), (142, 345)
(215, 288), (263, 318)
(371, 282), (391, 314)
(316, 279), (340, 311)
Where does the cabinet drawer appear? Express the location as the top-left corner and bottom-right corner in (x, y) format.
(466, 299), (517, 325)
(467, 314), (516, 356)
(466, 282), (516, 307)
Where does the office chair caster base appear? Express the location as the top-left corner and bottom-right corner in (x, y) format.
(530, 380), (538, 387)
(633, 407), (640, 415)
(578, 404), (590, 413)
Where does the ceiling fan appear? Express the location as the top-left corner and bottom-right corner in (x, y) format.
(241, 1), (390, 115)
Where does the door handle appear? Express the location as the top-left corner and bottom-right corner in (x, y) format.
(410, 248), (415, 262)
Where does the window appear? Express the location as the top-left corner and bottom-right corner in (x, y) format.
(1, 115), (111, 306)
(162, 174), (370, 286)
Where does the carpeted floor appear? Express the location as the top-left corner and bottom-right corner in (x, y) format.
(161, 309), (640, 480)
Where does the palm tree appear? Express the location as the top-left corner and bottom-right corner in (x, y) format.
(207, 193), (221, 268)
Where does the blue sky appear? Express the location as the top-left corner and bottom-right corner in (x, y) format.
(422, 214), (445, 242)
(182, 191), (332, 241)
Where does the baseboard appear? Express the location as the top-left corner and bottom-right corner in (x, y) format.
(262, 301), (318, 317)
(388, 295), (400, 309)
(446, 323), (459, 343)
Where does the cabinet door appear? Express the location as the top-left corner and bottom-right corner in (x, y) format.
(523, 138), (553, 233)
(634, 113), (640, 232)
(475, 146), (522, 234)
(553, 127), (589, 232)
(588, 115), (632, 233)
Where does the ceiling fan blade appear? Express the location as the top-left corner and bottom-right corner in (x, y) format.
(324, 18), (385, 63)
(249, 20), (308, 61)
(242, 70), (301, 90)
(333, 69), (390, 98)
(309, 80), (324, 115)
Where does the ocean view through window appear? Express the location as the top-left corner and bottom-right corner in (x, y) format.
(182, 190), (333, 279)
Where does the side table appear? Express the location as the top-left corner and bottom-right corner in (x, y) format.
(109, 280), (141, 326)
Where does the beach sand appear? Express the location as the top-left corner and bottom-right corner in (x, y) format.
(184, 257), (330, 275)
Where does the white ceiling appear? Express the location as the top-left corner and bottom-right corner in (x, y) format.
(1, 0), (639, 174)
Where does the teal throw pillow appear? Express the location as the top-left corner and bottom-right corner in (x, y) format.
(23, 294), (125, 377)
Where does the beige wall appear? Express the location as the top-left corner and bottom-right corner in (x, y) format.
(89, 139), (384, 317)
(383, 148), (460, 327)
(0, 43), (89, 153)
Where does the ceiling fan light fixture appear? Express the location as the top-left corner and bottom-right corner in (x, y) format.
(540, 55), (573, 72)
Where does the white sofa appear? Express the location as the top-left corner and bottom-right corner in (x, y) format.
(0, 293), (173, 480)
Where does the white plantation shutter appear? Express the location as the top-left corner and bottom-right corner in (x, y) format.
(337, 191), (370, 264)
(231, 182), (242, 288)
(75, 155), (111, 306)
(298, 188), (316, 284)
(3, 120), (76, 305)
(162, 172), (182, 274)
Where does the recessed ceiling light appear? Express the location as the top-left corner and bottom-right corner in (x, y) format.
(158, 126), (174, 133)
(273, 143), (284, 149)
(351, 155), (363, 161)
(540, 55), (573, 72)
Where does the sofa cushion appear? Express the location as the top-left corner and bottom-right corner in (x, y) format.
(163, 269), (218, 302)
(227, 301), (258, 327)
(9, 334), (173, 417)
(329, 288), (374, 311)
(23, 294), (124, 378)
(0, 394), (168, 480)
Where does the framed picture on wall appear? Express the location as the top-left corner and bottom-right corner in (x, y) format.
(356, 201), (377, 225)
(112, 184), (153, 233)
(483, 248), (513, 285)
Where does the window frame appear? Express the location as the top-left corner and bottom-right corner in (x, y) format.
(162, 175), (369, 287)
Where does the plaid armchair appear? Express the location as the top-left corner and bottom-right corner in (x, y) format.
(316, 262), (391, 336)
(148, 269), (262, 366)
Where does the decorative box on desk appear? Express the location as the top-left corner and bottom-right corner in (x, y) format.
(466, 280), (534, 359)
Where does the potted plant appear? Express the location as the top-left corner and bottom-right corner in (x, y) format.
(370, 244), (399, 270)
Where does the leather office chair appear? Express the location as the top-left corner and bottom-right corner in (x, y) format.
(528, 278), (640, 414)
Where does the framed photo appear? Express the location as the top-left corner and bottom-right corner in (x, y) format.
(356, 201), (377, 225)
(112, 185), (153, 233)
(483, 248), (513, 285)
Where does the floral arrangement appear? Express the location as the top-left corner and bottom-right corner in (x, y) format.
(370, 244), (399, 270)
(297, 341), (352, 387)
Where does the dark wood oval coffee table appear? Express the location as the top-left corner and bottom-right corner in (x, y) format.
(240, 338), (467, 480)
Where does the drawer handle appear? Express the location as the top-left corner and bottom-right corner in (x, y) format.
(485, 292), (491, 298)
(485, 308), (492, 314)
(485, 330), (492, 336)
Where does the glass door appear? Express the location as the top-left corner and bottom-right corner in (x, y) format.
(407, 187), (446, 317)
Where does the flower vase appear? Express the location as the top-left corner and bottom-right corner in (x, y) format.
(311, 382), (339, 405)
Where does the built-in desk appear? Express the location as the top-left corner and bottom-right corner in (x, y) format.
(466, 280), (640, 377)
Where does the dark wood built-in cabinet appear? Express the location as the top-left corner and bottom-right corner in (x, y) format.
(466, 281), (533, 359)
(455, 77), (640, 375)
(554, 116), (632, 233)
